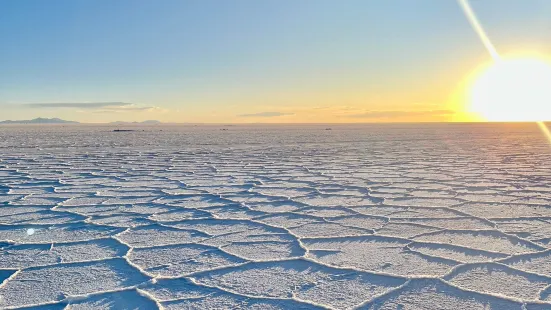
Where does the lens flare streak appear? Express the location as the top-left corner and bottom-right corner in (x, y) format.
(457, 0), (500, 61)
(537, 121), (551, 145)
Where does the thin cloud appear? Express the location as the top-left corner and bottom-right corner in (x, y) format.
(24, 102), (165, 114)
(101, 106), (156, 111)
(24, 102), (132, 109)
(239, 112), (295, 117)
(92, 106), (163, 113)
(347, 110), (454, 118)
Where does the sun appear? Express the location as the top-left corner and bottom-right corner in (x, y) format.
(469, 56), (551, 121)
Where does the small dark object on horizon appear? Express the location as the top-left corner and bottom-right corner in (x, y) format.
(113, 129), (135, 132)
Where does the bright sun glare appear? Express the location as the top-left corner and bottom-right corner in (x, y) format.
(469, 57), (551, 121)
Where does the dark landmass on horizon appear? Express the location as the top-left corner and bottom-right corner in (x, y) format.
(0, 118), (164, 125)
(0, 117), (79, 124)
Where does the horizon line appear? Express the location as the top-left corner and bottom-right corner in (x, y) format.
(1, 121), (550, 125)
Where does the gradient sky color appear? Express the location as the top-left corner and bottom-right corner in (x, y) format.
(2, 0), (551, 123)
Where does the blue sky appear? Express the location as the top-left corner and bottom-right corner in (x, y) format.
(2, 0), (551, 122)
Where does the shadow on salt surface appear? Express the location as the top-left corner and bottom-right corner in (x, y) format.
(97, 203), (176, 215)
(10, 304), (66, 310)
(116, 224), (210, 248)
(147, 208), (212, 222)
(54, 204), (122, 216)
(360, 278), (524, 310)
(501, 250), (551, 277)
(538, 284), (551, 302)
(384, 206), (468, 219)
(295, 206), (358, 218)
(59, 196), (109, 206)
(328, 214), (388, 231)
(318, 187), (371, 196)
(0, 269), (17, 284)
(165, 218), (288, 236)
(0, 194), (25, 204)
(526, 302), (551, 310)
(202, 204), (266, 219)
(10, 196), (67, 206)
(101, 196), (157, 205)
(251, 186), (316, 199)
(375, 222), (438, 239)
(392, 216), (495, 230)
(354, 206), (469, 222)
(0, 258), (150, 308)
(408, 241), (509, 263)
(88, 213), (155, 228)
(162, 292), (323, 310)
(303, 235), (457, 277)
(290, 222), (373, 238)
(221, 240), (305, 261)
(98, 189), (161, 198)
(51, 238), (129, 264)
(382, 197), (464, 208)
(245, 200), (306, 213)
(197, 184), (256, 195)
(256, 213), (324, 229)
(0, 210), (86, 225)
(160, 188), (206, 196)
(155, 195), (229, 209)
(444, 263), (551, 300)
(0, 206), (48, 218)
(0, 183), (9, 194)
(67, 289), (158, 310)
(453, 202), (551, 219)
(0, 223), (123, 243)
(165, 219), (304, 259)
(294, 194), (380, 207)
(492, 218), (551, 241)
(220, 192), (287, 204)
(413, 230), (546, 255)
(142, 277), (221, 301)
(128, 243), (246, 277)
(143, 278), (323, 309)
(0, 243), (63, 268)
(455, 192), (519, 203)
(192, 259), (406, 309)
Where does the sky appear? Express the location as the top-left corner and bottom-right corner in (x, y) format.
(2, 0), (551, 123)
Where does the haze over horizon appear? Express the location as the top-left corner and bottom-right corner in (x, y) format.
(3, 1), (551, 123)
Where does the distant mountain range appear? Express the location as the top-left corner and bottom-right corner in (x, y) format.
(0, 117), (79, 124)
(0, 118), (163, 125)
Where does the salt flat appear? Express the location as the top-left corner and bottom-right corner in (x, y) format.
(1, 123), (551, 309)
